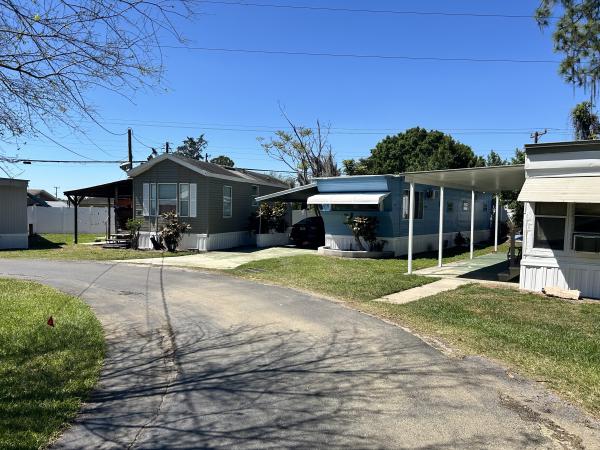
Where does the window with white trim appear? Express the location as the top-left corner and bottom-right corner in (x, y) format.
(402, 190), (424, 219)
(179, 183), (190, 217)
(158, 184), (177, 215)
(533, 202), (567, 251)
(223, 185), (232, 218)
(573, 203), (600, 252)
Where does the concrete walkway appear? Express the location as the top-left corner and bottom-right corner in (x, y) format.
(375, 252), (514, 305)
(119, 246), (316, 270)
(414, 252), (509, 279)
(376, 278), (470, 304)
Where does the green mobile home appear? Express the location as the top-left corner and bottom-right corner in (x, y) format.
(127, 153), (288, 251)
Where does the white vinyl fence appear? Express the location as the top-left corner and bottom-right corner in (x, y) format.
(28, 206), (115, 235)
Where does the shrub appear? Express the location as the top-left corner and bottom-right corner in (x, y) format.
(256, 202), (288, 233)
(158, 212), (191, 252)
(126, 218), (144, 250)
(344, 214), (378, 251)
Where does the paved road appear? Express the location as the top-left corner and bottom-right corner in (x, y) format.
(1, 259), (598, 449)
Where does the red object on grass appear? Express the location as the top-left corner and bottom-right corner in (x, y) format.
(47, 316), (54, 327)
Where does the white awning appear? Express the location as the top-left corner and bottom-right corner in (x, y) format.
(518, 177), (600, 203)
(307, 192), (390, 205)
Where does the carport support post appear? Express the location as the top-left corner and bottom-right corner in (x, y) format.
(438, 186), (444, 267)
(73, 195), (79, 245)
(494, 195), (499, 252)
(407, 181), (415, 274)
(107, 197), (111, 240)
(470, 190), (475, 259)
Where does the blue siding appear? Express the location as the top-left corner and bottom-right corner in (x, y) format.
(317, 175), (493, 238)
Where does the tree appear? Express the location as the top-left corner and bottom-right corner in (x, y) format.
(175, 135), (208, 160)
(258, 110), (339, 185)
(0, 1), (194, 145)
(343, 128), (484, 175)
(210, 155), (235, 167)
(486, 150), (507, 167)
(536, 1), (600, 98)
(571, 101), (600, 140)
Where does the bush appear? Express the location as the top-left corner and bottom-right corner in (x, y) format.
(126, 218), (144, 250)
(158, 212), (191, 252)
(256, 202), (288, 233)
(344, 214), (378, 251)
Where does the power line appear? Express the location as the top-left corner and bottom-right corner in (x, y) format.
(164, 45), (559, 64)
(198, 1), (554, 20)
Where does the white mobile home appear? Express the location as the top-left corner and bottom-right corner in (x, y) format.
(518, 140), (600, 298)
(0, 178), (28, 249)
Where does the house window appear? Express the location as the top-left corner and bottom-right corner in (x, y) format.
(533, 202), (567, 251)
(179, 184), (190, 217)
(573, 203), (600, 252)
(251, 185), (259, 206)
(158, 184), (177, 215)
(402, 190), (424, 220)
(319, 204), (331, 212)
(223, 185), (232, 218)
(332, 204), (380, 212)
(447, 201), (454, 212)
(150, 184), (157, 216)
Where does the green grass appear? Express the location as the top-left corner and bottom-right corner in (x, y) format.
(0, 278), (105, 449)
(361, 284), (600, 416)
(231, 241), (507, 301)
(0, 233), (192, 261)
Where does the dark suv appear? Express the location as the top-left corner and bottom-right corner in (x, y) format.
(290, 216), (325, 248)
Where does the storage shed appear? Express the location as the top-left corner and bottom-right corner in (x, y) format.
(0, 177), (28, 249)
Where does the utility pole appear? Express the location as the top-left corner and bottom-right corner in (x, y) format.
(530, 129), (548, 144)
(127, 128), (133, 167)
(165, 142), (170, 154)
(53, 186), (60, 199)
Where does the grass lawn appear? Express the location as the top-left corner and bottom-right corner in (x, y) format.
(0, 233), (192, 261)
(360, 284), (600, 416)
(231, 241), (507, 301)
(0, 278), (104, 449)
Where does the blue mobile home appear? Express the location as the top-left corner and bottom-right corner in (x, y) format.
(307, 175), (493, 256)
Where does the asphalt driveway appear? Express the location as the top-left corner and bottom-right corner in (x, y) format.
(0, 259), (597, 449)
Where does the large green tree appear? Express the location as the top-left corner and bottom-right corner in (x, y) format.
(536, 0), (600, 98)
(570, 101), (600, 139)
(175, 135), (208, 160)
(210, 155), (235, 167)
(342, 127), (484, 175)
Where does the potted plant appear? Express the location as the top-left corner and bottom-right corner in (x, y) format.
(126, 218), (144, 250)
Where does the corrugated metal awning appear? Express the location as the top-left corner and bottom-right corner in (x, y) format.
(518, 177), (600, 203)
(307, 192), (390, 205)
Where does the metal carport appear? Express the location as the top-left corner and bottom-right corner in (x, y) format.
(64, 179), (132, 244)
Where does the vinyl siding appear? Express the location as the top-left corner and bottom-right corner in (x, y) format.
(132, 159), (209, 233)
(0, 182), (28, 234)
(131, 159), (285, 235)
(318, 176), (492, 238)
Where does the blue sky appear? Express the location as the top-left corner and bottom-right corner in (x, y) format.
(10, 0), (589, 195)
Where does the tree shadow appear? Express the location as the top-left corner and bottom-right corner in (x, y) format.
(28, 234), (64, 249)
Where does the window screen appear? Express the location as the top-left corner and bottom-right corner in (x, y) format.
(179, 184), (190, 217)
(223, 186), (232, 218)
(158, 184), (177, 215)
(533, 202), (566, 251)
(402, 190), (424, 219)
(573, 203), (600, 252)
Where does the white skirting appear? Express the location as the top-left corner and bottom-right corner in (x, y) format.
(139, 231), (254, 252)
(256, 229), (291, 248)
(520, 257), (600, 299)
(0, 233), (28, 249)
(325, 229), (491, 257)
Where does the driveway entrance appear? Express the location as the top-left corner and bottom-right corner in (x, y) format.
(121, 246), (316, 270)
